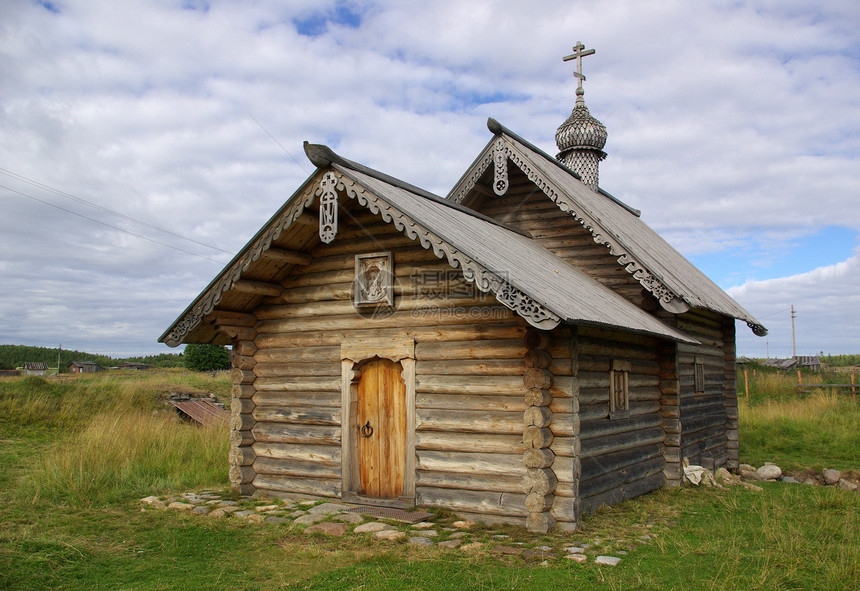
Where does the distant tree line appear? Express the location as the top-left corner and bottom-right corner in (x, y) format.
(0, 345), (185, 371)
(820, 354), (860, 368)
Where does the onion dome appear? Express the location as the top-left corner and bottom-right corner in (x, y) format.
(556, 87), (607, 190)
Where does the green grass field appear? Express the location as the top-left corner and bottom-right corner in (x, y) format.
(0, 371), (857, 590)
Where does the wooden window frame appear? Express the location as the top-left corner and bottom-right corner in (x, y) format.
(609, 360), (631, 420)
(694, 356), (705, 394)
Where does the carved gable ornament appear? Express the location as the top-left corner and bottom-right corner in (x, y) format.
(354, 252), (394, 308)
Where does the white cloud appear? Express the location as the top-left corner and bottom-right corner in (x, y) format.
(0, 0), (858, 355)
(729, 246), (860, 357)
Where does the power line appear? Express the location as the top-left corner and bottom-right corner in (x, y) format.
(1, 183), (229, 265)
(245, 111), (312, 175)
(0, 167), (234, 255)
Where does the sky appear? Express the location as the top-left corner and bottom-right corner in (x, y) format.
(1, 0), (858, 359)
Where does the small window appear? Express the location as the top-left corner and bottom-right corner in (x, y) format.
(694, 357), (705, 393)
(609, 360), (631, 419)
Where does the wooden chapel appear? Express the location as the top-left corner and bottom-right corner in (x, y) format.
(160, 43), (766, 532)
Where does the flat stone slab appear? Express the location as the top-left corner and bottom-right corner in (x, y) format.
(460, 542), (484, 552)
(408, 537), (434, 546)
(234, 510), (256, 518)
(564, 546), (585, 554)
(490, 545), (523, 556)
(437, 540), (461, 549)
(411, 530), (438, 538)
(294, 514), (327, 525)
(522, 548), (554, 560)
(306, 522), (349, 536)
(167, 502), (194, 511)
(411, 522), (435, 529)
(595, 556), (622, 566)
(192, 506), (210, 515)
(354, 522), (395, 534)
(265, 516), (288, 525)
(209, 506), (240, 518)
(308, 503), (353, 515)
(332, 513), (365, 524)
(452, 520), (476, 529)
(375, 530), (406, 541)
(255, 504), (280, 512)
(565, 554), (588, 563)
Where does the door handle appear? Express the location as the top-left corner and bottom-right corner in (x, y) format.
(360, 421), (374, 438)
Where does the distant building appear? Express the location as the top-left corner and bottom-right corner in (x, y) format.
(68, 361), (105, 374)
(119, 362), (151, 371)
(762, 356), (822, 372)
(22, 362), (48, 376)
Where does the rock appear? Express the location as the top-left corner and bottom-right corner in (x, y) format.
(564, 554), (588, 563)
(218, 500), (239, 506)
(140, 496), (164, 507)
(522, 548), (554, 560)
(209, 506), (240, 518)
(408, 536), (434, 546)
(288, 510), (308, 518)
(739, 463), (756, 473)
(293, 514), (326, 525)
(756, 464), (782, 481)
(255, 504), (280, 512)
(233, 510), (255, 518)
(780, 476), (802, 484)
(411, 522), (435, 529)
(192, 506), (211, 515)
(452, 520), (476, 529)
(564, 546), (585, 554)
(167, 502), (194, 511)
(595, 556), (622, 566)
(245, 514), (266, 523)
(305, 522), (348, 536)
(742, 471), (764, 482)
(332, 513), (365, 524)
(803, 478), (819, 486)
(354, 522), (395, 534)
(459, 542), (484, 552)
(375, 530), (406, 541)
(307, 503), (351, 515)
(490, 545), (523, 556)
(450, 532), (468, 539)
(266, 516), (288, 525)
(838, 478), (858, 491)
(412, 530), (438, 537)
(823, 469), (842, 485)
(437, 540), (461, 549)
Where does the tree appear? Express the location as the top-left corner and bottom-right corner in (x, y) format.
(183, 344), (231, 372)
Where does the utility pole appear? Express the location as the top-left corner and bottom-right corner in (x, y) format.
(790, 305), (797, 359)
(58, 343), (62, 373)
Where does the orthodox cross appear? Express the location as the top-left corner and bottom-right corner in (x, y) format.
(563, 41), (595, 92)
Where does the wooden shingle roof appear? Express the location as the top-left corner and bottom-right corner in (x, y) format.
(448, 119), (766, 336)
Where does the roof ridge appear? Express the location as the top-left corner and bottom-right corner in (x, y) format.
(486, 118), (641, 217)
(304, 142), (531, 237)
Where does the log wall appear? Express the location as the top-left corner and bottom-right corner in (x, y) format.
(244, 209), (539, 525)
(475, 169), (645, 307)
(675, 310), (733, 471)
(576, 326), (666, 514)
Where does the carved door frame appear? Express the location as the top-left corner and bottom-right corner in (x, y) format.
(340, 337), (416, 508)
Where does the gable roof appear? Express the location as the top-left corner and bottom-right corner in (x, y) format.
(447, 119), (767, 337)
(160, 145), (699, 346)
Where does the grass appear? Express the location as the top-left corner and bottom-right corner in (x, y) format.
(737, 368), (860, 470)
(0, 370), (857, 590)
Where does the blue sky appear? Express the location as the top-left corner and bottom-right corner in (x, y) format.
(1, 0), (858, 357)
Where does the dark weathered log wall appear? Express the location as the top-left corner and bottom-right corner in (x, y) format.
(575, 326), (666, 514)
(675, 310), (734, 471)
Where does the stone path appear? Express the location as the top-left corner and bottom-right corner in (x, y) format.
(139, 491), (645, 566)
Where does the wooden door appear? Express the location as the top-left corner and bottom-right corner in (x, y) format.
(356, 358), (406, 498)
